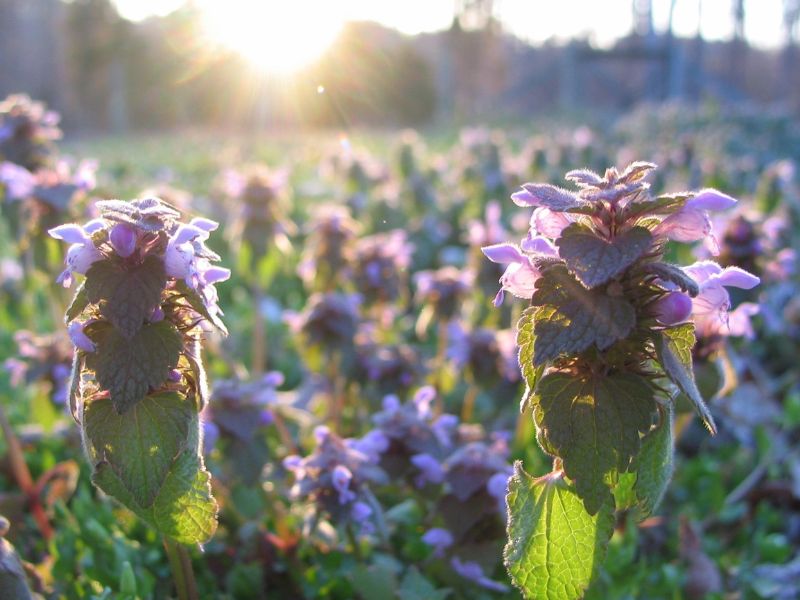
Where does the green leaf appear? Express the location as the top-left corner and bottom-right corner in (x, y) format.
(612, 472), (638, 511)
(535, 372), (657, 514)
(85, 394), (217, 545)
(65, 281), (89, 323)
(517, 307), (543, 411)
(504, 463), (614, 600)
(531, 267), (636, 365)
(85, 255), (166, 338)
(397, 567), (450, 600)
(656, 324), (716, 434)
(634, 405), (674, 519)
(351, 562), (398, 600)
(174, 280), (228, 335)
(556, 225), (652, 288)
(86, 321), (183, 414)
(83, 392), (194, 507)
(93, 449), (217, 545)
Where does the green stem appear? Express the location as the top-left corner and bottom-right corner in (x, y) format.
(434, 320), (449, 415)
(461, 380), (479, 423)
(346, 523), (363, 561)
(163, 538), (199, 600)
(252, 286), (266, 376)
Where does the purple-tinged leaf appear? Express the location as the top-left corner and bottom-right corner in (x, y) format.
(556, 225), (652, 288)
(85, 255), (166, 338)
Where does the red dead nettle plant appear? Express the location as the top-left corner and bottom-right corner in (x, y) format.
(483, 163), (759, 600)
(50, 198), (229, 600)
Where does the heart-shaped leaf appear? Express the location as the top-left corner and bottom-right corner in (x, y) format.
(556, 225), (652, 288)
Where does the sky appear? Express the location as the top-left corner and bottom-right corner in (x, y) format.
(111, 0), (788, 52)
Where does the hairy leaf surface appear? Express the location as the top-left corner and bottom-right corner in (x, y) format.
(634, 405), (674, 518)
(84, 393), (216, 544)
(83, 392), (194, 507)
(556, 224), (652, 288)
(505, 463), (614, 600)
(85, 255), (167, 338)
(656, 323), (717, 433)
(531, 266), (635, 365)
(535, 371), (657, 514)
(65, 281), (89, 323)
(87, 320), (183, 413)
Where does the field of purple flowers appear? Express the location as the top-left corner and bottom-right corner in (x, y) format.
(1, 94), (799, 599)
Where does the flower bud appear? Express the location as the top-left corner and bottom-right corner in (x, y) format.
(652, 291), (692, 325)
(109, 223), (137, 258)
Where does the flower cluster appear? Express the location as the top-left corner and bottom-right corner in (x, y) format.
(414, 267), (473, 322)
(204, 371), (285, 453)
(484, 165), (759, 340)
(485, 162), (760, 517)
(351, 230), (413, 306)
(0, 94), (61, 171)
(283, 426), (388, 532)
(297, 205), (359, 291)
(51, 196), (226, 545)
(447, 321), (519, 386)
(50, 197), (229, 324)
(223, 167), (294, 258)
(4, 331), (72, 407)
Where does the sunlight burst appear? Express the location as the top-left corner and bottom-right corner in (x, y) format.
(201, 0), (344, 75)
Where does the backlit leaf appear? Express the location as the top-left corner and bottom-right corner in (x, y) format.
(504, 463), (614, 600)
(531, 266), (636, 365)
(535, 371), (657, 514)
(556, 224), (652, 288)
(656, 323), (716, 434)
(86, 320), (183, 414)
(85, 255), (166, 338)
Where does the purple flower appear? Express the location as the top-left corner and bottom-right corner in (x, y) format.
(481, 243), (542, 306)
(410, 453), (445, 487)
(683, 261), (760, 338)
(202, 419), (219, 456)
(164, 224), (209, 281)
(486, 471), (510, 501)
(413, 385), (436, 418)
(332, 465), (356, 504)
(726, 302), (760, 339)
(450, 557), (510, 593)
(258, 409), (274, 426)
(67, 320), (95, 352)
(653, 189), (737, 255)
(529, 207), (573, 238)
(348, 429), (390, 463)
(0, 162), (35, 199)
(350, 501), (372, 522)
(652, 291), (693, 325)
(109, 223), (137, 258)
(283, 455), (303, 471)
(422, 528), (454, 557)
(48, 220), (105, 287)
(431, 414), (458, 448)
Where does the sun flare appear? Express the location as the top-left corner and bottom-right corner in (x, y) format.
(201, 0), (344, 75)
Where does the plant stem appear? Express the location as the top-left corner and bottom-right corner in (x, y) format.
(434, 320), (449, 415)
(0, 402), (53, 541)
(252, 286), (266, 376)
(163, 538), (199, 600)
(461, 381), (479, 423)
(346, 523), (363, 561)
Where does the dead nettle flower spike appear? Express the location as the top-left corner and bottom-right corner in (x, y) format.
(489, 163), (759, 600)
(49, 197), (229, 546)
